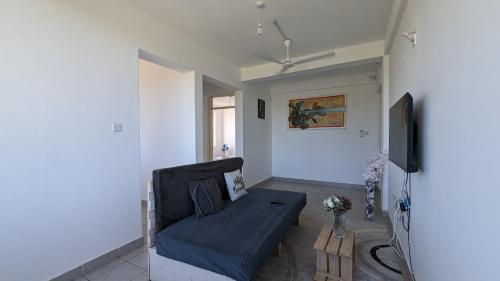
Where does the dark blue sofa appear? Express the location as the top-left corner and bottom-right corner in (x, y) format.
(152, 158), (307, 281)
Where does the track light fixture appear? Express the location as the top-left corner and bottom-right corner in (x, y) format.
(256, 1), (265, 35)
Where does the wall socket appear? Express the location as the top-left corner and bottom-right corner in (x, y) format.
(112, 123), (123, 133)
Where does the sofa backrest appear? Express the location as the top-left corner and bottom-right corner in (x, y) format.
(152, 157), (244, 233)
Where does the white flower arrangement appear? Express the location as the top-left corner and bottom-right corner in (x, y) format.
(362, 152), (388, 183)
(323, 195), (352, 214)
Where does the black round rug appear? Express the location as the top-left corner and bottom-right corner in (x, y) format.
(370, 244), (402, 274)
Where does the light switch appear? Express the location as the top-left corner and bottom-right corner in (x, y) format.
(112, 123), (123, 133)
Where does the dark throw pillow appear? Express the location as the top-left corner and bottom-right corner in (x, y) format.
(188, 177), (225, 219)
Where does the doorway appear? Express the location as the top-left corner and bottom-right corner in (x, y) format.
(138, 55), (197, 254)
(209, 96), (236, 160)
(203, 79), (237, 161)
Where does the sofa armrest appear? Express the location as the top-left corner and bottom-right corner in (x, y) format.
(147, 181), (156, 248)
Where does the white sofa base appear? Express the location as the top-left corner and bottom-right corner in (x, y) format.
(149, 247), (235, 281)
(147, 181), (235, 281)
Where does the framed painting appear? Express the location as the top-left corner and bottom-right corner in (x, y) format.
(258, 99), (265, 119)
(288, 94), (346, 129)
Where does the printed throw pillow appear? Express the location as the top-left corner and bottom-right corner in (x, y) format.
(224, 169), (248, 201)
(188, 177), (225, 219)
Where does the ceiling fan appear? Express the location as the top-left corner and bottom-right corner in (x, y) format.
(254, 19), (336, 73)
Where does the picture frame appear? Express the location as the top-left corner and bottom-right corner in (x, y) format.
(258, 99), (265, 119)
(288, 94), (346, 129)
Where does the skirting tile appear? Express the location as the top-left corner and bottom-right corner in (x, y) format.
(271, 177), (365, 190)
(81, 248), (120, 275)
(250, 177), (273, 187)
(50, 266), (81, 281)
(118, 237), (145, 258)
(50, 236), (144, 281)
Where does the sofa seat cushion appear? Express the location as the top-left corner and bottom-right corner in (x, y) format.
(155, 188), (307, 281)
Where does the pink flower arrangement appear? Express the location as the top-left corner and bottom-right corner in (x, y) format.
(363, 153), (388, 183)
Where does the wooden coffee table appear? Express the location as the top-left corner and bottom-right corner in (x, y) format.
(313, 225), (355, 281)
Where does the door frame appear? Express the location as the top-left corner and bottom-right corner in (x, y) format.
(208, 96), (236, 161)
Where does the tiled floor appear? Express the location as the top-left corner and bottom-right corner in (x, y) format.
(254, 179), (402, 281)
(70, 179), (401, 281)
(72, 245), (148, 281)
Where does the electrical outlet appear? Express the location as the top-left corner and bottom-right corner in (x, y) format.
(112, 123), (123, 133)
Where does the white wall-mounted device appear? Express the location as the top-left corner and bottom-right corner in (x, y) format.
(402, 31), (417, 48)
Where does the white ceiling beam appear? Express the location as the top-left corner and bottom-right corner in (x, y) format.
(241, 40), (384, 82)
(384, 0), (408, 54)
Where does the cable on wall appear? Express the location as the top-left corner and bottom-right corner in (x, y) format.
(406, 173), (416, 281)
(387, 172), (416, 280)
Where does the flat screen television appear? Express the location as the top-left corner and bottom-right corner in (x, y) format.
(389, 93), (418, 173)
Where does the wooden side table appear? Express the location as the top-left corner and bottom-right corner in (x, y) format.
(313, 225), (355, 281)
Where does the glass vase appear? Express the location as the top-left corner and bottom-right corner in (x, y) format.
(333, 212), (347, 239)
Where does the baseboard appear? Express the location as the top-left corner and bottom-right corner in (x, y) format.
(386, 218), (414, 281)
(396, 238), (415, 281)
(271, 176), (365, 190)
(50, 236), (144, 281)
(251, 177), (273, 187)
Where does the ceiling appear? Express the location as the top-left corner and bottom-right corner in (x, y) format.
(126, 0), (394, 66)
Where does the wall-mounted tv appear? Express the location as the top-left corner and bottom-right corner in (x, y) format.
(389, 93), (418, 173)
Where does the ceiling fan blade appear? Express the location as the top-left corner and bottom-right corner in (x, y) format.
(292, 51), (336, 65)
(275, 67), (287, 75)
(252, 52), (284, 64)
(274, 64), (292, 75)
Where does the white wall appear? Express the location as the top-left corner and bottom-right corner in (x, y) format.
(0, 1), (240, 280)
(241, 83), (272, 187)
(270, 66), (380, 185)
(388, 1), (500, 280)
(380, 56), (390, 212)
(139, 60), (196, 200)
